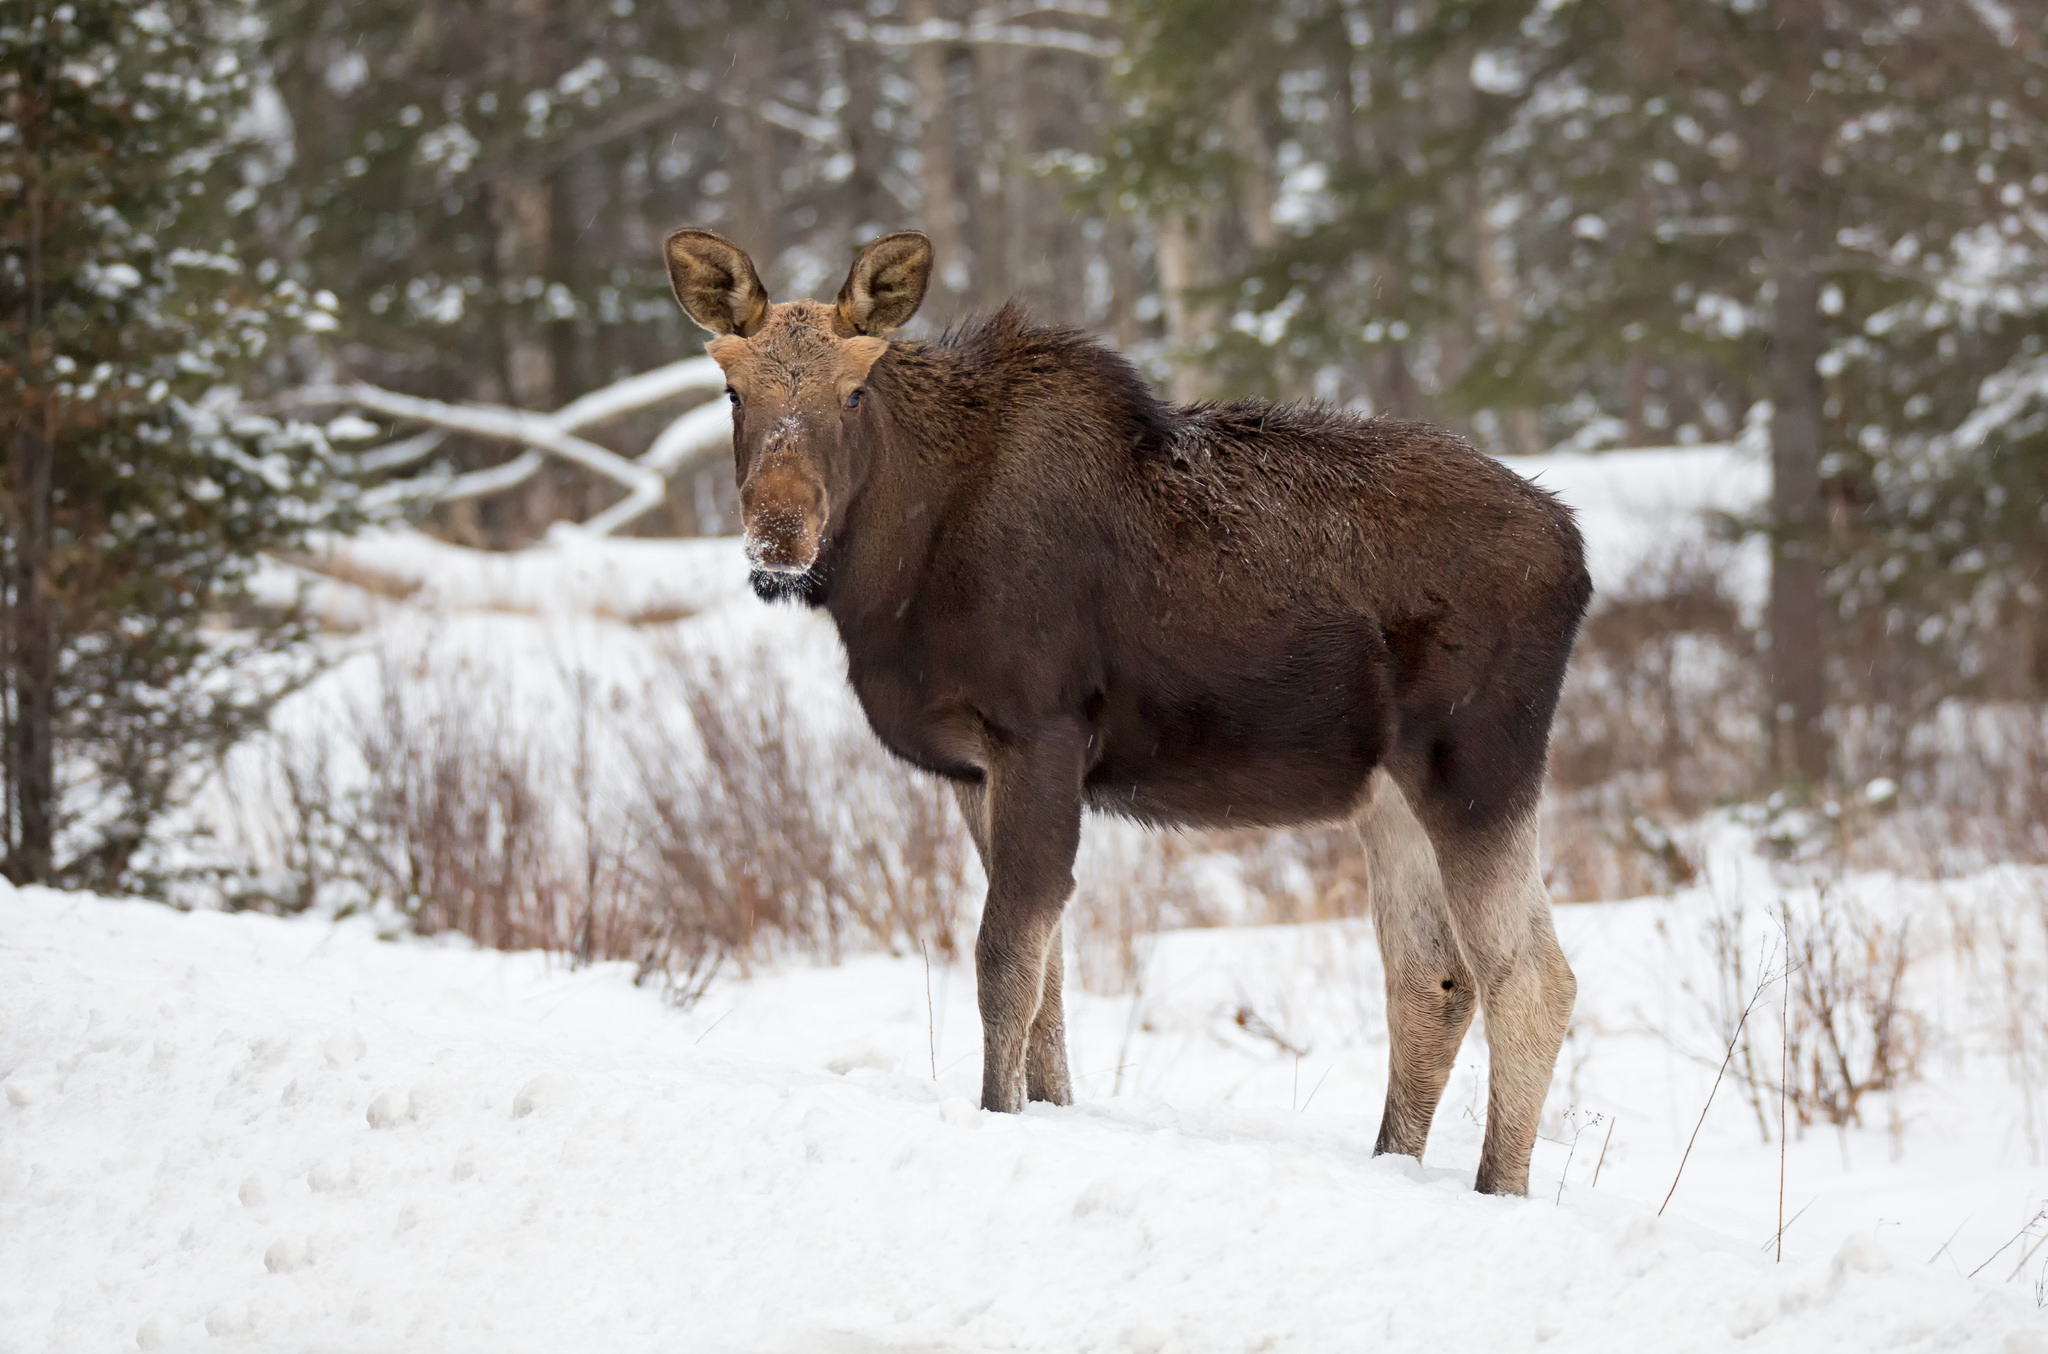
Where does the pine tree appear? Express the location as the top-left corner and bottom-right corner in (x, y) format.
(1115, 0), (1548, 433)
(2, 0), (352, 891)
(1483, 0), (2048, 785)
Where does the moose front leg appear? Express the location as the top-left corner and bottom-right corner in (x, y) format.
(1024, 923), (1072, 1105)
(953, 779), (1074, 1108)
(967, 729), (1084, 1113)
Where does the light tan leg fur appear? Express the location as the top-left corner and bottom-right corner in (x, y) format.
(1359, 769), (1477, 1160)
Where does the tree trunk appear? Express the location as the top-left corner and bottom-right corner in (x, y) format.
(491, 171), (555, 408)
(1765, 245), (1830, 787)
(838, 19), (891, 243)
(6, 75), (56, 884)
(485, 0), (560, 539)
(6, 409), (57, 887)
(1103, 210), (1142, 351)
(972, 38), (1017, 308)
(1225, 86), (1276, 253)
(493, 0), (557, 412)
(1472, 202), (1542, 456)
(906, 0), (970, 316)
(1156, 208), (1224, 403)
(725, 26), (781, 270)
(1624, 349), (1650, 445)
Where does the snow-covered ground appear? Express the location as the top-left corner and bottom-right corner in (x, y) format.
(5, 859), (2047, 1352)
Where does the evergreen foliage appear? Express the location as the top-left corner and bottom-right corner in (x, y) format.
(1, 0), (353, 890)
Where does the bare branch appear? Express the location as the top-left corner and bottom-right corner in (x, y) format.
(438, 451), (547, 505)
(642, 399), (737, 478)
(548, 357), (725, 429)
(351, 430), (445, 475)
(294, 384), (669, 533)
(301, 356), (731, 533)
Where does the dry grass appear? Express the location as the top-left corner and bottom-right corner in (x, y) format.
(631, 645), (975, 971)
(1672, 885), (1928, 1140)
(1944, 870), (2048, 1165)
(1543, 548), (1760, 900)
(220, 628), (1392, 1005)
(226, 639), (978, 1001)
(1777, 887), (1926, 1131)
(353, 653), (573, 951)
(1542, 534), (2048, 899)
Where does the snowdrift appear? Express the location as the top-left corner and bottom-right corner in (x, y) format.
(4, 877), (2045, 1353)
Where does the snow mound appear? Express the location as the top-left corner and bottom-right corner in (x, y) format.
(4, 884), (2040, 1353)
(255, 526), (754, 630)
(1505, 444), (1769, 615)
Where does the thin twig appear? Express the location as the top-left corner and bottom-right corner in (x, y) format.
(1761, 1197), (1818, 1250)
(921, 940), (937, 1081)
(1112, 946), (1150, 1097)
(1555, 1111), (1600, 1206)
(2005, 1221), (2048, 1283)
(1299, 1062), (1336, 1113)
(1928, 1214), (1974, 1267)
(1591, 1113), (1618, 1189)
(1777, 908), (1792, 1262)
(692, 1007), (734, 1045)
(1967, 1207), (2046, 1279)
(1662, 946), (1777, 1217)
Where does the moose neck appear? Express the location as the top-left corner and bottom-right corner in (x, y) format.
(810, 340), (986, 631)
(809, 306), (1174, 632)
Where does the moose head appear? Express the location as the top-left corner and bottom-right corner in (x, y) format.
(663, 228), (933, 591)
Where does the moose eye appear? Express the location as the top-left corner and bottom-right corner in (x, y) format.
(844, 388), (864, 411)
(725, 387), (740, 406)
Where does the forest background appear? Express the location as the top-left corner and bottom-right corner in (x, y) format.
(6, 0), (2048, 918)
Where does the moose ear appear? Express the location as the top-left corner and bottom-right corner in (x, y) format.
(835, 232), (933, 337)
(664, 228), (770, 337)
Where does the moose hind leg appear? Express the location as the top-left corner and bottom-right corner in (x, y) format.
(1359, 769), (1476, 1161)
(1431, 812), (1576, 1197)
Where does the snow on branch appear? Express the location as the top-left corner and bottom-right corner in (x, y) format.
(297, 355), (731, 535)
(546, 357), (725, 429)
(299, 383), (665, 494)
(640, 399), (738, 478)
(583, 401), (738, 535)
(837, 14), (1122, 61)
(1949, 352), (2048, 454)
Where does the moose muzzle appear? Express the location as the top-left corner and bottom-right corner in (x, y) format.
(740, 463), (827, 575)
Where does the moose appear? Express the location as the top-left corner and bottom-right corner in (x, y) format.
(663, 228), (1592, 1196)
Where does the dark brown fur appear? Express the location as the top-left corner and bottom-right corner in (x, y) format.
(665, 229), (1592, 1195)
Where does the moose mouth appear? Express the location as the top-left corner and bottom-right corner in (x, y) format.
(749, 563), (828, 607)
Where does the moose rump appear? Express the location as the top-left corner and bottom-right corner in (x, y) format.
(663, 226), (1592, 1197)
